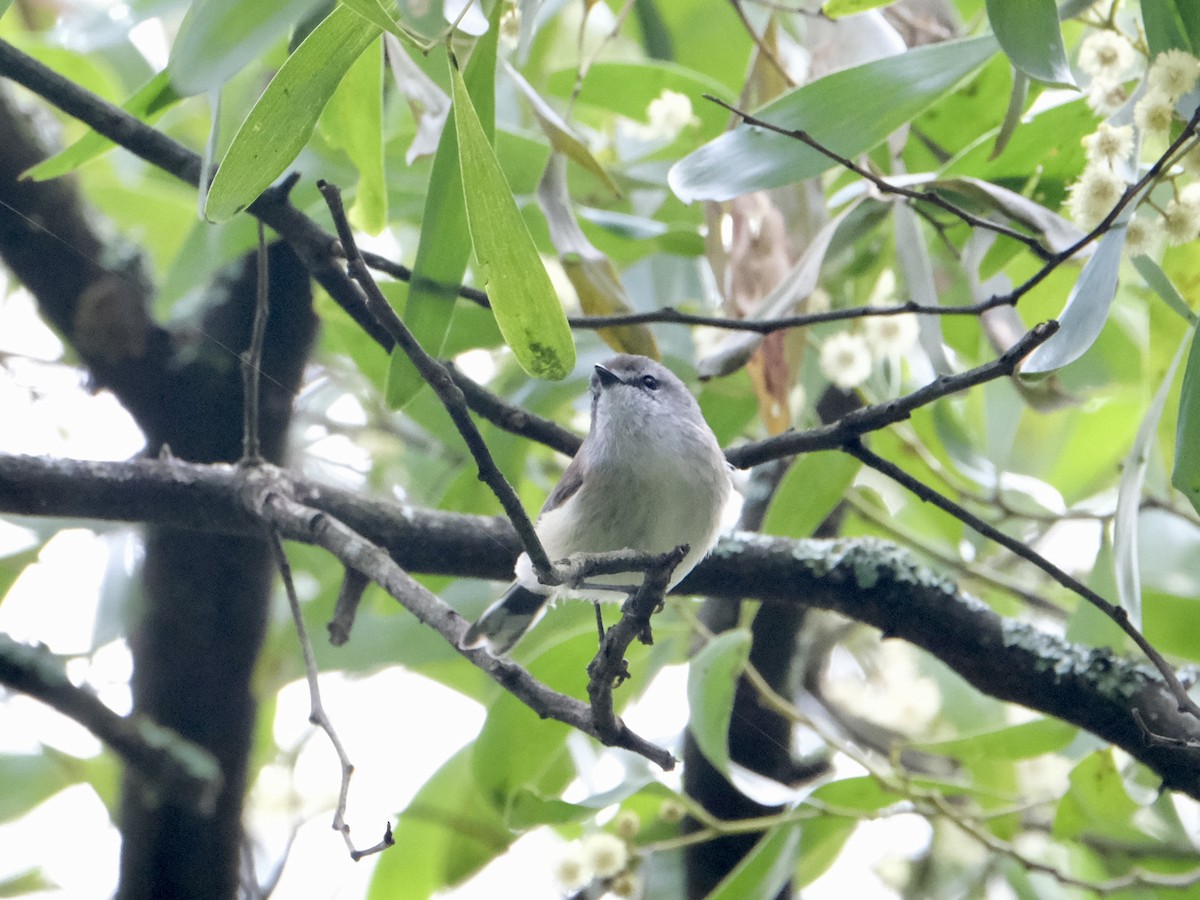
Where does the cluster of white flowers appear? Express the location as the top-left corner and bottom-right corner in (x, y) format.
(817, 309), (920, 392)
(553, 828), (641, 897)
(1068, 35), (1200, 250)
(626, 89), (699, 142)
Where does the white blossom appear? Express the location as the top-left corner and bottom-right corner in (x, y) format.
(1086, 78), (1129, 116)
(1135, 89), (1177, 133)
(1078, 31), (1136, 80)
(1123, 215), (1161, 257)
(1083, 122), (1134, 169)
(554, 841), (593, 891)
(1148, 48), (1200, 99)
(581, 832), (629, 879)
(863, 312), (919, 358)
(819, 331), (873, 390)
(1066, 164), (1125, 228)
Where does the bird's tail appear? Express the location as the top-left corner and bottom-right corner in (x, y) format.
(460, 583), (550, 655)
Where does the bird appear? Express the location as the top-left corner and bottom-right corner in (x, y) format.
(461, 353), (740, 655)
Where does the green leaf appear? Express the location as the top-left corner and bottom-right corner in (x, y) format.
(686, 629), (751, 776)
(1053, 750), (1150, 844)
(985, 0), (1075, 87)
(450, 59), (575, 380)
(167, 0), (325, 96)
(1142, 0), (1198, 57)
(706, 823), (804, 900)
(1021, 225), (1127, 374)
(822, 0), (894, 17)
(0, 868), (56, 897)
(763, 452), (860, 538)
(794, 817), (858, 887)
(1114, 333), (1190, 628)
(1172, 320), (1200, 513)
(911, 718), (1077, 763)
(320, 34), (386, 233)
(24, 72), (181, 181)
(0, 753), (80, 823)
(669, 36), (998, 202)
(1134, 255), (1197, 324)
(387, 12), (500, 407)
(368, 746), (511, 899)
(205, 6), (380, 222)
(339, 0), (425, 46)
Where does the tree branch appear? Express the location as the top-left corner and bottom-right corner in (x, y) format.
(724, 320), (1057, 469)
(5, 453), (1200, 795)
(0, 632), (222, 814)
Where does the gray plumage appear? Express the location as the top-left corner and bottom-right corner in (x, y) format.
(461, 354), (739, 655)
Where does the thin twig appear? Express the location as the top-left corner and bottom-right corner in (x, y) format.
(843, 439), (1200, 723)
(705, 94), (1053, 259)
(729, 0), (796, 87)
(586, 546), (687, 742)
(725, 321), (1058, 469)
(316, 180), (555, 581)
(241, 222), (270, 463)
(268, 533), (365, 857)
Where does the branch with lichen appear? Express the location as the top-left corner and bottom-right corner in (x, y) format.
(5, 453), (1200, 795)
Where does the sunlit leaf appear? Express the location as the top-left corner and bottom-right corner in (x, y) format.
(894, 202), (952, 374)
(320, 35), (386, 233)
(763, 452), (860, 538)
(506, 62), (620, 196)
(822, 0), (894, 17)
(669, 36), (997, 202)
(167, 0), (326, 96)
(368, 747), (511, 899)
(451, 60), (575, 380)
(706, 823), (804, 900)
(205, 6), (380, 222)
(911, 718), (1077, 763)
(24, 72), (180, 181)
(985, 0), (1075, 87)
(686, 629), (751, 776)
(339, 0), (425, 46)
(387, 11), (499, 407)
(1021, 225), (1127, 374)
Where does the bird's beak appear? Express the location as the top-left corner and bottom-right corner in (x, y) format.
(594, 364), (623, 389)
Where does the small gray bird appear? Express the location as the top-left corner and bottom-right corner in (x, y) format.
(461, 354), (740, 655)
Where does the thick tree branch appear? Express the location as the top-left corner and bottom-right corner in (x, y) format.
(5, 453), (1200, 795)
(0, 633), (222, 814)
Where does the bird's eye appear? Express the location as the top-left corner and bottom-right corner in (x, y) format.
(641, 374), (660, 391)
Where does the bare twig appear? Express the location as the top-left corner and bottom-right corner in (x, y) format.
(585, 546), (687, 742)
(705, 94), (1054, 259)
(729, 0), (796, 87)
(268, 533), (364, 857)
(444, 360), (583, 458)
(241, 222), (270, 463)
(316, 180), (555, 582)
(725, 321), (1057, 469)
(327, 567), (370, 647)
(843, 438), (1200, 723)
